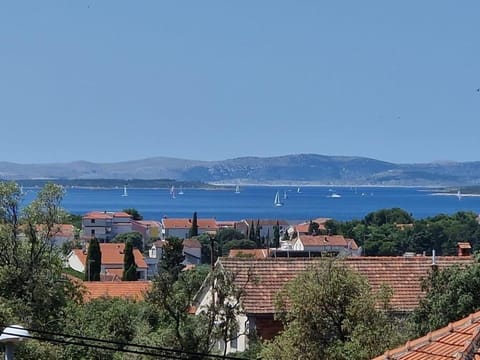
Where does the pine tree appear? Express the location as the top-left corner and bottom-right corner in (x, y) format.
(85, 237), (102, 281)
(255, 219), (262, 247)
(188, 211), (199, 237)
(122, 240), (137, 281)
(249, 221), (256, 243)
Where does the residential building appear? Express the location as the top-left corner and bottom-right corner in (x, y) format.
(194, 255), (474, 354)
(161, 217), (217, 239)
(67, 243), (148, 280)
(293, 217), (331, 235)
(81, 281), (151, 301)
(291, 234), (361, 256)
(132, 220), (161, 243)
(81, 211), (133, 242)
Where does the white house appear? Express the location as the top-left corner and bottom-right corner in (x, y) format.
(161, 218), (217, 239)
(292, 234), (361, 256)
(81, 211), (133, 242)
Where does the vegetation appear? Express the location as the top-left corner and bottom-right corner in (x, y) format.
(189, 211), (199, 237)
(160, 237), (185, 281)
(261, 260), (407, 360)
(112, 231), (144, 251)
(84, 237), (101, 281)
(324, 208), (480, 256)
(122, 207), (143, 220)
(122, 240), (137, 281)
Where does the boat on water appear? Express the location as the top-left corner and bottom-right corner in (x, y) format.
(178, 186), (184, 195)
(121, 185), (128, 197)
(297, 187), (301, 193)
(283, 190), (288, 200)
(457, 190), (462, 200)
(274, 191), (283, 207)
(235, 185), (240, 194)
(329, 193), (341, 198)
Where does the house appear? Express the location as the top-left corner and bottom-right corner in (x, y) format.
(194, 256), (474, 353)
(81, 211), (133, 242)
(293, 217), (331, 235)
(81, 281), (151, 301)
(30, 224), (76, 246)
(67, 243), (148, 280)
(131, 220), (161, 243)
(161, 217), (217, 239)
(147, 238), (202, 277)
(291, 234), (361, 256)
(373, 310), (480, 359)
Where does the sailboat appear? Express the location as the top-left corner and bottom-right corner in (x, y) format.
(297, 187), (301, 193)
(235, 185), (240, 194)
(170, 185), (175, 195)
(274, 191), (283, 207)
(121, 184), (128, 197)
(178, 186), (184, 195)
(457, 190), (462, 200)
(283, 190), (288, 200)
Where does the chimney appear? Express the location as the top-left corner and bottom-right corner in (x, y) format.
(431, 250), (438, 270)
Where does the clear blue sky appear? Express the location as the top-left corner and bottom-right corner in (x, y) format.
(1, 1), (479, 164)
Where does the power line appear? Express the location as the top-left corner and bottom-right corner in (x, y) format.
(0, 324), (245, 360)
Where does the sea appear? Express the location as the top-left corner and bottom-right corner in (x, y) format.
(21, 186), (480, 222)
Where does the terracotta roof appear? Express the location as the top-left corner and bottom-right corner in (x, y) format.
(297, 235), (351, 247)
(113, 212), (132, 218)
(245, 219), (289, 226)
(229, 249), (270, 259)
(134, 220), (161, 227)
(217, 256), (474, 314)
(183, 238), (201, 249)
(163, 218), (218, 230)
(73, 243), (147, 269)
(373, 311), (480, 359)
(295, 219), (328, 233)
(457, 242), (472, 249)
(83, 211), (114, 220)
(81, 281), (151, 301)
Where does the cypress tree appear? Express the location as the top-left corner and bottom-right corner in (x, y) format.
(189, 211), (199, 237)
(273, 221), (280, 248)
(85, 237), (101, 281)
(160, 237), (185, 281)
(122, 240), (137, 281)
(249, 221), (256, 242)
(255, 219), (262, 247)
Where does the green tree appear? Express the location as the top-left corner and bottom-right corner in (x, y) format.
(160, 237), (185, 281)
(112, 231), (144, 251)
(255, 219), (262, 247)
(122, 240), (137, 281)
(189, 211), (199, 237)
(411, 260), (480, 336)
(84, 237), (101, 281)
(0, 181), (80, 331)
(307, 220), (320, 235)
(122, 207), (143, 220)
(248, 221), (256, 243)
(364, 208), (414, 227)
(273, 221), (280, 248)
(261, 260), (404, 360)
(222, 239), (257, 255)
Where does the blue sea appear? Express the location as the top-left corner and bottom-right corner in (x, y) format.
(21, 186), (480, 222)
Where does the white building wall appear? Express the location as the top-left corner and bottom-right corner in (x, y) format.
(67, 252), (85, 272)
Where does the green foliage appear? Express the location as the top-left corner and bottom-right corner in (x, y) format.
(85, 237), (101, 281)
(160, 237), (185, 280)
(222, 239), (257, 255)
(411, 260), (480, 336)
(112, 231), (144, 251)
(261, 260), (405, 360)
(216, 228), (245, 243)
(122, 240), (137, 281)
(188, 211), (199, 238)
(123, 207), (143, 221)
(273, 221), (280, 248)
(308, 220), (320, 235)
(364, 208), (414, 226)
(0, 182), (82, 330)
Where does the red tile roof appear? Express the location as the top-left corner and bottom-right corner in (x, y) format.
(73, 243), (147, 269)
(458, 242), (472, 249)
(217, 256), (474, 314)
(113, 212), (132, 218)
(83, 211), (114, 220)
(298, 234), (350, 247)
(373, 311), (480, 359)
(163, 218), (218, 230)
(81, 281), (151, 301)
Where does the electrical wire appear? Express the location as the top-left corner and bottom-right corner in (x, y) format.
(0, 325), (246, 360)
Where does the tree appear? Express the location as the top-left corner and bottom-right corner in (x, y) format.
(189, 211), (199, 237)
(255, 219), (262, 247)
(411, 260), (480, 336)
(273, 221), (280, 248)
(307, 220), (320, 235)
(112, 231), (144, 252)
(85, 237), (101, 281)
(0, 181), (80, 330)
(122, 208), (143, 220)
(248, 221), (256, 243)
(122, 240), (137, 281)
(261, 260), (404, 360)
(160, 237), (185, 281)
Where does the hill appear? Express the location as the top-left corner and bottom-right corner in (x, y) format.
(1, 154), (479, 186)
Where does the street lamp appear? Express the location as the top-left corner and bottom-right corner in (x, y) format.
(0, 325), (31, 360)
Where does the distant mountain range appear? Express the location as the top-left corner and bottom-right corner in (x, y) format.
(1, 154), (479, 186)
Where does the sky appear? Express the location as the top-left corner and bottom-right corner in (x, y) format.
(1, 1), (479, 165)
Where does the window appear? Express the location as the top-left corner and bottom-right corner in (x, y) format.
(91, 229), (95, 235)
(91, 219), (95, 224)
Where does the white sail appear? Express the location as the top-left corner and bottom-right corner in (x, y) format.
(122, 185), (128, 197)
(235, 185), (240, 194)
(274, 191), (283, 207)
(179, 186), (184, 195)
